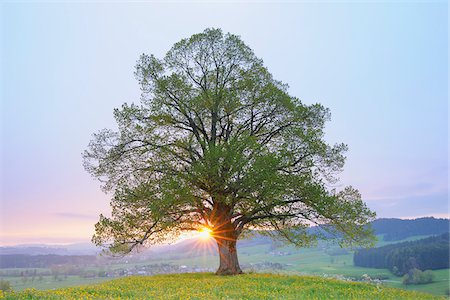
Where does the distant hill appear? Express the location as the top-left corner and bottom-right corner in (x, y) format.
(371, 217), (449, 241)
(0, 246), (71, 256)
(0, 254), (97, 268)
(1, 217), (448, 259)
(142, 217), (450, 260)
(0, 243), (98, 256)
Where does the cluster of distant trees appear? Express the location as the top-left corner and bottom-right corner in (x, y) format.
(371, 218), (449, 241)
(353, 233), (449, 275)
(0, 279), (12, 292)
(402, 268), (434, 285)
(0, 254), (96, 268)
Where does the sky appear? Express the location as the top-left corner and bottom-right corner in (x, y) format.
(0, 1), (448, 246)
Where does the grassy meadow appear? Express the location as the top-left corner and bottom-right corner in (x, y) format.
(1, 273), (446, 300)
(3, 275), (110, 292)
(136, 240), (449, 296)
(2, 235), (449, 297)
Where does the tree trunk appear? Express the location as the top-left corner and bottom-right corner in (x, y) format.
(215, 238), (243, 275)
(210, 201), (242, 275)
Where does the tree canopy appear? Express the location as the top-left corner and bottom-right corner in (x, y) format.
(83, 28), (375, 275)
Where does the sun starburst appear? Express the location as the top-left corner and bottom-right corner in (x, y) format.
(198, 227), (212, 240)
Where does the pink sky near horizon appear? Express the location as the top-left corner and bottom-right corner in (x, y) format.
(1, 213), (449, 247)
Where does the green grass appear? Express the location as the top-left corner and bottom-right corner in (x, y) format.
(383, 269), (450, 296)
(3, 275), (110, 291)
(2, 273), (446, 299)
(3, 234), (448, 296)
(376, 235), (433, 247)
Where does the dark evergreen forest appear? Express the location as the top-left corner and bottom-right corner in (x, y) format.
(354, 233), (449, 275)
(371, 217), (449, 241)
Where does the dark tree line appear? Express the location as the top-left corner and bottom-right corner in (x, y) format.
(371, 217), (449, 241)
(0, 254), (96, 268)
(354, 233), (449, 275)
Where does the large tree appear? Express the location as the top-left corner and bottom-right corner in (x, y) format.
(84, 28), (375, 275)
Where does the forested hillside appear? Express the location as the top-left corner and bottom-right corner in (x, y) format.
(371, 217), (449, 241)
(354, 233), (449, 275)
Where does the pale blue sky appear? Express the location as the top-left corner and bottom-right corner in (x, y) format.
(1, 1), (448, 245)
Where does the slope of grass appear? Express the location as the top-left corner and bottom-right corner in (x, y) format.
(2, 273), (445, 299)
(3, 234), (447, 296)
(3, 275), (111, 291)
(384, 269), (450, 296)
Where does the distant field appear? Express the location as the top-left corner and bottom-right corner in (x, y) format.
(3, 275), (110, 291)
(2, 234), (448, 296)
(2, 273), (445, 300)
(383, 269), (450, 296)
(138, 238), (449, 295)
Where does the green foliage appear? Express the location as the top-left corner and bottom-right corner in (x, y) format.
(83, 28), (375, 257)
(402, 269), (435, 285)
(2, 273), (444, 300)
(0, 279), (12, 292)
